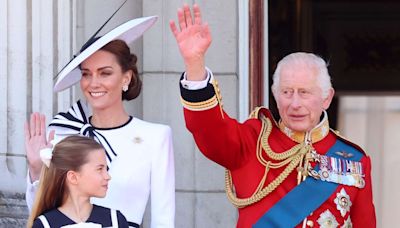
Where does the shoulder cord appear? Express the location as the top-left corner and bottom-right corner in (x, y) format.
(225, 116), (312, 208)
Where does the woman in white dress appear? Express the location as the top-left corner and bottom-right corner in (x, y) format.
(25, 15), (175, 228)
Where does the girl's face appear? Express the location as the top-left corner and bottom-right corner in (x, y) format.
(75, 148), (111, 198)
(80, 50), (131, 112)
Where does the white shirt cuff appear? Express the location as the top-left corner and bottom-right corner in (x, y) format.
(26, 170), (39, 211)
(27, 170), (40, 187)
(180, 67), (214, 90)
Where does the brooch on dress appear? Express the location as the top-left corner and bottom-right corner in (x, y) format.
(133, 136), (143, 144)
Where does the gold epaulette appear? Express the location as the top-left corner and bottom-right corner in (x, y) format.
(331, 129), (346, 139)
(249, 106), (263, 119)
(180, 78), (225, 119)
(248, 106), (274, 122)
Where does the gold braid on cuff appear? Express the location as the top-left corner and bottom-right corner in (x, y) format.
(181, 79), (225, 119)
(180, 95), (218, 111)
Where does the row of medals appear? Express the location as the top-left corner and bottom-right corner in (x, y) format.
(306, 149), (365, 189)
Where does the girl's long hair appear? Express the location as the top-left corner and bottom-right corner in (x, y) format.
(26, 135), (103, 227)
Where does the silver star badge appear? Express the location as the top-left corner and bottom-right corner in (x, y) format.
(341, 216), (353, 228)
(317, 209), (339, 228)
(334, 188), (352, 217)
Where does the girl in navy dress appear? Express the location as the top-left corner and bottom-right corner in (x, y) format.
(27, 135), (129, 228)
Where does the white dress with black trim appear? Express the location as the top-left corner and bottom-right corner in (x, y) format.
(26, 100), (175, 228)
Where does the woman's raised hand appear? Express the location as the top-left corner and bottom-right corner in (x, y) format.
(24, 112), (54, 181)
(169, 4), (211, 81)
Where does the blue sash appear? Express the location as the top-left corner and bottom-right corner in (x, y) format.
(253, 139), (363, 228)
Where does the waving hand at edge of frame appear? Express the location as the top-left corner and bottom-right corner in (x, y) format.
(25, 112), (55, 182)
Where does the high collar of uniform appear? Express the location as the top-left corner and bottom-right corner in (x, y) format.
(278, 110), (330, 144)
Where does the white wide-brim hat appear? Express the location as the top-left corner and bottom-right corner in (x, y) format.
(54, 15), (158, 92)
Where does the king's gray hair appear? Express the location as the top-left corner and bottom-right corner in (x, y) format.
(271, 52), (332, 99)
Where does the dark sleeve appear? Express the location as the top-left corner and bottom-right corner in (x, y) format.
(31, 218), (45, 228)
(116, 210), (129, 228)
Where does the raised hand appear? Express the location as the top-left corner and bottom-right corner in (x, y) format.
(24, 112), (54, 181)
(170, 4), (211, 81)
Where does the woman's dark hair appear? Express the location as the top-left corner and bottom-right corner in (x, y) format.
(101, 39), (142, 100)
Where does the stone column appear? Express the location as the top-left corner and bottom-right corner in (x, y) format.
(1, 0), (29, 226)
(143, 0), (239, 227)
(0, 0), (76, 226)
(57, 0), (78, 111)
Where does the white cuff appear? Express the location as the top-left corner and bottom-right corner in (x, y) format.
(26, 170), (39, 211)
(180, 67), (214, 90)
(27, 169), (40, 186)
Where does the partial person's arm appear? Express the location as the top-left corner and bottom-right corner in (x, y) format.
(350, 155), (376, 227)
(180, 67), (211, 90)
(24, 113), (54, 210)
(150, 126), (175, 228)
(25, 172), (40, 211)
(170, 4), (260, 170)
(24, 113), (53, 181)
(180, 77), (260, 169)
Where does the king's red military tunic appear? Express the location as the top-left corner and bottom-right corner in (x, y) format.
(180, 77), (376, 228)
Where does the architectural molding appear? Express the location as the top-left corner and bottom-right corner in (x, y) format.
(238, 0), (249, 121)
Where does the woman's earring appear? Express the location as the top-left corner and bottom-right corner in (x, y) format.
(122, 85), (128, 92)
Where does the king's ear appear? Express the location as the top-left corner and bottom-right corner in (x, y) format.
(323, 88), (335, 110)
